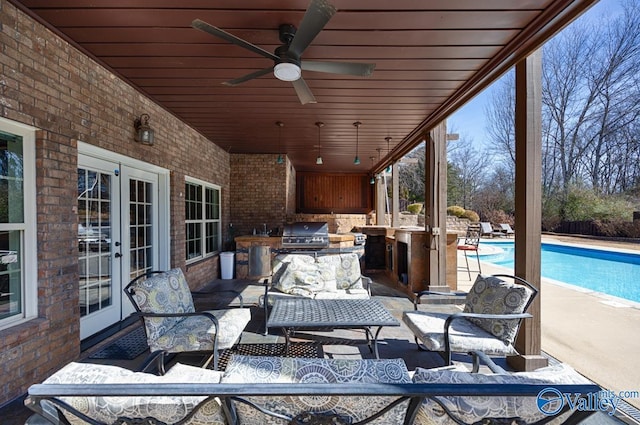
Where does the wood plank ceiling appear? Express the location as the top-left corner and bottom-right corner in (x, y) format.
(11, 0), (597, 172)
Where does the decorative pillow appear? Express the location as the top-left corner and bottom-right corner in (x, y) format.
(412, 363), (591, 425)
(41, 362), (226, 425)
(318, 253), (363, 290)
(222, 355), (412, 425)
(463, 275), (533, 344)
(130, 268), (196, 341)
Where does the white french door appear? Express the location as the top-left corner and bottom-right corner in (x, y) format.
(78, 151), (167, 339)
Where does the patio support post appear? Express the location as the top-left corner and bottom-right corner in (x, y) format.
(509, 49), (548, 371)
(376, 173), (386, 225)
(424, 122), (449, 291)
(392, 161), (400, 227)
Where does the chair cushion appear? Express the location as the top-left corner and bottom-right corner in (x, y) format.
(463, 274), (533, 344)
(412, 363), (591, 425)
(317, 253), (364, 290)
(151, 307), (251, 353)
(272, 254), (337, 296)
(130, 268), (195, 343)
(402, 310), (518, 356)
(221, 355), (411, 425)
(41, 362), (226, 425)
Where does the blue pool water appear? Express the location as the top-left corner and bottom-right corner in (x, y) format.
(480, 241), (640, 303)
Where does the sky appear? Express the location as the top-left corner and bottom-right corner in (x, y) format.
(447, 0), (624, 149)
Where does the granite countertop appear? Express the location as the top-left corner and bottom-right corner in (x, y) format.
(235, 233), (355, 243)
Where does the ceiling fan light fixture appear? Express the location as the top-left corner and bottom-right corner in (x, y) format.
(274, 62), (301, 82)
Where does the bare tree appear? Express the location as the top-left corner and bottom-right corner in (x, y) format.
(447, 136), (491, 210)
(484, 0), (640, 219)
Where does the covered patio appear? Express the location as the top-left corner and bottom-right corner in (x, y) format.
(7, 259), (637, 424)
(0, 0), (617, 419)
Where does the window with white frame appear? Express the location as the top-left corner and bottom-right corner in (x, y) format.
(185, 178), (221, 262)
(0, 118), (37, 330)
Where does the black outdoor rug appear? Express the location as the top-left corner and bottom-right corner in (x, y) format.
(88, 326), (149, 360)
(217, 342), (323, 371)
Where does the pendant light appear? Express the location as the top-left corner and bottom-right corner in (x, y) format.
(276, 121), (285, 164)
(369, 156), (376, 184)
(353, 121), (362, 165)
(315, 121), (324, 165)
(385, 136), (392, 173)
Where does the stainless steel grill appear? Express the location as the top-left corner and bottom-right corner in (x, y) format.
(282, 222), (330, 249)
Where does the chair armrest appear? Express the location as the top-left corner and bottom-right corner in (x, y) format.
(413, 290), (466, 309)
(191, 289), (244, 307)
(446, 312), (533, 323)
(135, 311), (220, 340)
(361, 275), (372, 295)
(468, 350), (508, 374)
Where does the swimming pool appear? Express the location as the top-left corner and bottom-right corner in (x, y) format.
(479, 241), (640, 303)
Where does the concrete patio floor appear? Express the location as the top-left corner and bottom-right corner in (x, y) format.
(5, 234), (640, 424)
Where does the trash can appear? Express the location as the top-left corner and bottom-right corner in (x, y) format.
(220, 251), (235, 279)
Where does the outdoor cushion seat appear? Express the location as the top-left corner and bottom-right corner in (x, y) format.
(125, 267), (251, 371)
(402, 310), (520, 356)
(412, 361), (593, 425)
(35, 361), (226, 425)
(402, 274), (537, 365)
(221, 355), (412, 425)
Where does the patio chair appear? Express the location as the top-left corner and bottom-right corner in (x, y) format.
(479, 221), (504, 238)
(499, 222), (515, 237)
(402, 274), (538, 365)
(457, 225), (481, 279)
(124, 268), (251, 372)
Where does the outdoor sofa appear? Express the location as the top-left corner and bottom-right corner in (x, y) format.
(25, 351), (601, 425)
(261, 252), (372, 333)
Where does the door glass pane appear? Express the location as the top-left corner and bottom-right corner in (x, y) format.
(78, 168), (112, 317)
(129, 179), (153, 279)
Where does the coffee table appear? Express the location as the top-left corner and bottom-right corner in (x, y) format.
(266, 298), (400, 359)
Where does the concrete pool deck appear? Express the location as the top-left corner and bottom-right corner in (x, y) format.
(460, 234), (640, 411)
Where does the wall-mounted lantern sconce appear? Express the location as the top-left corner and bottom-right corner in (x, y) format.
(134, 113), (155, 145)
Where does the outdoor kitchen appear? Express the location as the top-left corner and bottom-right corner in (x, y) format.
(234, 221), (366, 279)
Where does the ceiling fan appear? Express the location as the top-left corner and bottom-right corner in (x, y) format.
(191, 0), (376, 105)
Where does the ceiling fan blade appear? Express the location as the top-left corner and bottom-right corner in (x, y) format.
(302, 61), (376, 77)
(191, 19), (278, 61)
(289, 0), (336, 57)
(222, 67), (274, 86)
(292, 78), (317, 104)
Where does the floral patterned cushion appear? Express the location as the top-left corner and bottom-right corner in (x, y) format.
(317, 253), (364, 290)
(272, 254), (337, 296)
(129, 268), (250, 353)
(412, 363), (591, 425)
(463, 274), (534, 344)
(402, 310), (519, 355)
(41, 362), (226, 425)
(129, 268), (195, 342)
(150, 307), (251, 352)
(221, 355), (412, 425)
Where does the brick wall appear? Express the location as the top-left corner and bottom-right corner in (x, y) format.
(0, 1), (229, 405)
(230, 154), (291, 237)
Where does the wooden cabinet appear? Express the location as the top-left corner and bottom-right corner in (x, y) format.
(393, 230), (429, 294)
(297, 172), (372, 213)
